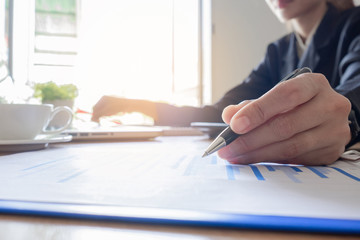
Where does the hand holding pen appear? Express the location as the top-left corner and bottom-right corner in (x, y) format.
(203, 67), (353, 166)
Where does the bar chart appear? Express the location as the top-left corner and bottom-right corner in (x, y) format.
(180, 154), (360, 184)
(12, 142), (360, 186)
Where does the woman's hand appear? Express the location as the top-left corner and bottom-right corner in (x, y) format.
(91, 96), (157, 122)
(218, 73), (352, 165)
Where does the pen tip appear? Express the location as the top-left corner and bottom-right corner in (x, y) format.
(202, 152), (208, 158)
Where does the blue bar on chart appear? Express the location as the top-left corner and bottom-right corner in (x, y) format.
(291, 166), (302, 172)
(226, 165), (236, 180)
(183, 156), (199, 176)
(211, 156), (217, 165)
(265, 165), (276, 172)
(331, 167), (360, 182)
(306, 167), (328, 179)
(250, 165), (265, 181)
(280, 167), (301, 183)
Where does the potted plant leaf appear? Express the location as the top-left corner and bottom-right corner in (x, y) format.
(33, 81), (78, 128)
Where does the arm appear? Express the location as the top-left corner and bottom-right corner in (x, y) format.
(335, 34), (360, 146)
(155, 44), (281, 126)
(92, 50), (278, 126)
(91, 97), (158, 122)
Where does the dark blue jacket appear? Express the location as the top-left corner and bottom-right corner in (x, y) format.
(156, 4), (360, 141)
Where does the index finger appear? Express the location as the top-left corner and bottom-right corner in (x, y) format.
(229, 73), (328, 134)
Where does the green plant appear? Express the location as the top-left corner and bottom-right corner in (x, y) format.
(33, 81), (78, 102)
(0, 96), (7, 104)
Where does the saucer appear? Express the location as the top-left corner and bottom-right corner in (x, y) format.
(0, 135), (72, 152)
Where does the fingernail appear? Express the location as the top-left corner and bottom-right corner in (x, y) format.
(232, 115), (250, 133)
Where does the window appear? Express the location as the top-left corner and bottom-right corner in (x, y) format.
(0, 0), (10, 84)
(0, 0), (14, 103)
(27, 0), (201, 112)
(33, 0), (77, 84)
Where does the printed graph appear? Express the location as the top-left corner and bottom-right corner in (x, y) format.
(14, 145), (360, 185)
(185, 155), (360, 183)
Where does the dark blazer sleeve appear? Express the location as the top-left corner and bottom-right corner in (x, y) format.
(333, 9), (360, 138)
(336, 35), (360, 119)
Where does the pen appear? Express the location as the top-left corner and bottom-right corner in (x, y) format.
(202, 67), (312, 158)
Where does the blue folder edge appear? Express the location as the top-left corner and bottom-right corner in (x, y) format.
(0, 199), (359, 234)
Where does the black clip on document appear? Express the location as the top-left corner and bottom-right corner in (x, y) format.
(202, 67), (312, 157)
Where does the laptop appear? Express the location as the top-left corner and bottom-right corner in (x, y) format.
(65, 125), (163, 141)
(64, 122), (225, 141)
(65, 124), (207, 141)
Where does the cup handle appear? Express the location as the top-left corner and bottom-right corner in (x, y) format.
(42, 106), (73, 135)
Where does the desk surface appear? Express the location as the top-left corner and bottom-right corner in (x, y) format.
(0, 137), (359, 239)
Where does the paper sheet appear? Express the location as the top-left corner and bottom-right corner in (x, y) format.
(1, 136), (360, 220)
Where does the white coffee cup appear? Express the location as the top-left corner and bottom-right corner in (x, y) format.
(0, 103), (73, 140)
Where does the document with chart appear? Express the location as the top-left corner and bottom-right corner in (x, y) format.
(0, 136), (359, 233)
